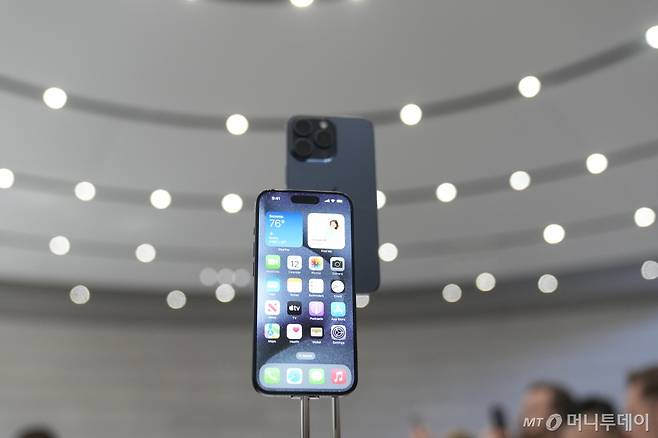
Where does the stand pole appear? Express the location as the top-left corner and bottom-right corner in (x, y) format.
(331, 397), (341, 438)
(300, 396), (310, 438)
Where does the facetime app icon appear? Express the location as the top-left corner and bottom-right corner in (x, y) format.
(307, 213), (345, 249)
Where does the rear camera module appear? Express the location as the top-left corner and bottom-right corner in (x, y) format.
(293, 138), (313, 158)
(293, 119), (313, 137)
(314, 129), (334, 149)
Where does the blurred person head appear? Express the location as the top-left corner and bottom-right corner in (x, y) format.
(519, 381), (574, 438)
(626, 365), (658, 438)
(17, 427), (58, 438)
(563, 398), (621, 438)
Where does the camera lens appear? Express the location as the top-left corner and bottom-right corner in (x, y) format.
(314, 129), (333, 149)
(293, 119), (313, 137)
(293, 138), (313, 158)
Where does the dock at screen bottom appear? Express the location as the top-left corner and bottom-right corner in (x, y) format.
(259, 364), (352, 391)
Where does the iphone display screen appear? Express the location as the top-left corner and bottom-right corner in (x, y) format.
(252, 190), (357, 395)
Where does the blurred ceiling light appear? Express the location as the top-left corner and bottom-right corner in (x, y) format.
(641, 260), (658, 280)
(378, 242), (398, 262)
(442, 284), (462, 303)
(221, 193), (243, 213)
(586, 153), (608, 174)
(233, 268), (252, 287)
(166, 290), (187, 309)
(435, 182), (457, 203)
(475, 272), (496, 292)
(400, 103), (423, 126)
(70, 285), (91, 305)
(290, 0), (313, 7)
(356, 294), (370, 308)
(518, 76), (541, 98)
(376, 190), (387, 210)
(217, 268), (235, 284)
(634, 207), (656, 228)
(226, 114), (249, 135)
(543, 224), (565, 244)
(538, 274), (558, 293)
(150, 189), (172, 209)
(509, 170), (531, 191)
(0, 168), (15, 189)
(215, 283), (236, 303)
(74, 181), (96, 201)
(49, 235), (71, 255)
(43, 87), (68, 109)
(135, 243), (157, 263)
(199, 267), (218, 286)
(646, 25), (658, 49)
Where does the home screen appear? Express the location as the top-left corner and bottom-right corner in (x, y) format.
(254, 191), (355, 394)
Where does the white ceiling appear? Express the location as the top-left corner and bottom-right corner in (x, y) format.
(1, 0), (658, 295)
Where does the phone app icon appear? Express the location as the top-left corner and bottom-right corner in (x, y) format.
(309, 278), (324, 294)
(331, 325), (347, 341)
(287, 368), (303, 385)
(330, 257), (345, 272)
(309, 368), (325, 385)
(331, 302), (346, 317)
(287, 301), (302, 315)
(287, 277), (302, 293)
(287, 324), (303, 340)
(266, 278), (280, 293)
(310, 327), (324, 338)
(265, 300), (280, 316)
(331, 368), (347, 385)
(309, 301), (325, 317)
(331, 280), (345, 294)
(262, 367), (281, 385)
(287, 255), (302, 271)
(264, 323), (280, 339)
(308, 256), (324, 271)
(265, 254), (281, 270)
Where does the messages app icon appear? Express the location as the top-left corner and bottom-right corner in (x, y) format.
(266, 212), (303, 247)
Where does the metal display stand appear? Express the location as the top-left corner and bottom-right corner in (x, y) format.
(299, 396), (342, 438)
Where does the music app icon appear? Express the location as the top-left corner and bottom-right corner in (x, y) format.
(331, 368), (347, 385)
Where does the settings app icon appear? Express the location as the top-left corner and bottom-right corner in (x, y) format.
(331, 325), (347, 341)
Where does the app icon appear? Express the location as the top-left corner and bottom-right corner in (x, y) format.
(287, 255), (302, 271)
(287, 277), (302, 293)
(331, 302), (346, 317)
(287, 301), (302, 315)
(331, 368), (347, 385)
(331, 325), (347, 341)
(308, 256), (324, 271)
(331, 280), (345, 294)
(266, 278), (281, 293)
(262, 367), (281, 385)
(309, 368), (325, 385)
(309, 278), (324, 294)
(265, 300), (280, 316)
(287, 323), (303, 340)
(330, 257), (345, 272)
(309, 301), (325, 317)
(310, 327), (324, 338)
(264, 323), (280, 339)
(287, 368), (303, 385)
(265, 254), (281, 270)
(266, 212), (303, 248)
(307, 213), (346, 249)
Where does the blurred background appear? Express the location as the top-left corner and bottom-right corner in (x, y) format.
(1, 0), (658, 437)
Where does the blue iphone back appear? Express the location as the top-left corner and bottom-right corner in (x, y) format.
(286, 115), (380, 294)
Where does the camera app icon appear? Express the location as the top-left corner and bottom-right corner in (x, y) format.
(330, 257), (345, 272)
